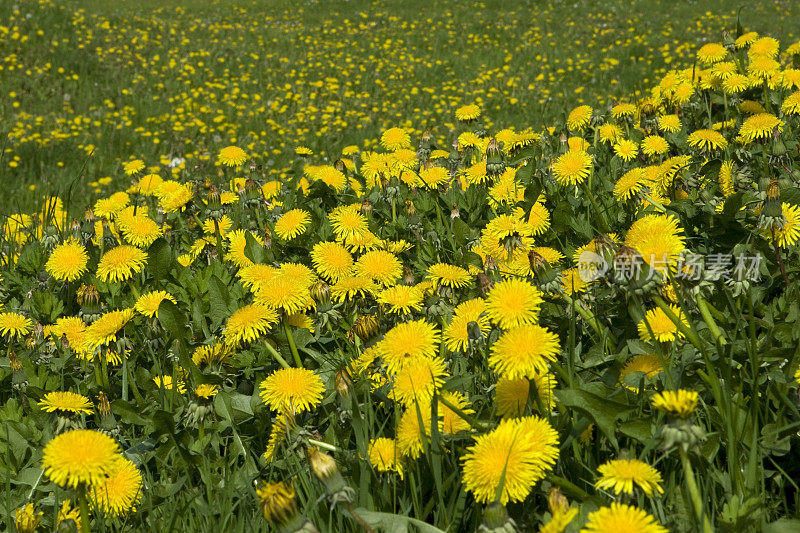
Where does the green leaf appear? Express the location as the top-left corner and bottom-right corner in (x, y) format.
(555, 388), (634, 448)
(353, 508), (447, 533)
(158, 299), (187, 341)
(147, 237), (173, 281)
(243, 231), (265, 264)
(208, 275), (232, 328)
(781, 187), (800, 206)
(763, 519), (800, 533)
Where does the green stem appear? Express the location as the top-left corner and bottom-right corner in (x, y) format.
(580, 181), (609, 233)
(549, 475), (590, 500)
(263, 340), (291, 369)
(283, 318), (303, 368)
(679, 447), (713, 533)
(696, 296), (726, 345)
(652, 295), (703, 352)
(213, 218), (225, 260)
(308, 438), (340, 452)
(77, 486), (91, 533)
(439, 395), (488, 431)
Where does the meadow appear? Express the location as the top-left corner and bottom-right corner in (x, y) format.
(3, 0), (800, 532)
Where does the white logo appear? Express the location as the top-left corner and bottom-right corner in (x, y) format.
(577, 251), (608, 282)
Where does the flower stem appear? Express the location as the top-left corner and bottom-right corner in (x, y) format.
(439, 395), (488, 431)
(696, 296), (726, 346)
(283, 318), (303, 368)
(580, 181), (609, 233)
(262, 339), (291, 369)
(77, 486), (91, 533)
(679, 447), (713, 533)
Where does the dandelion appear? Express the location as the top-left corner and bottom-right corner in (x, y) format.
(687, 129), (727, 151)
(225, 229), (263, 268)
(625, 214), (685, 269)
(489, 324), (560, 379)
(718, 161), (736, 197)
(89, 455), (143, 517)
(153, 375), (186, 393)
(134, 290), (176, 318)
(119, 214), (163, 247)
(595, 459), (664, 497)
(329, 205), (368, 240)
(310, 241), (354, 282)
(782, 91), (800, 115)
(696, 42), (727, 64)
(657, 114), (681, 133)
(46, 238), (89, 281)
(330, 275), (377, 302)
(722, 73), (750, 94)
(354, 250), (402, 285)
(737, 113), (783, 144)
(427, 262), (471, 288)
(38, 391), (93, 415)
(619, 354), (663, 391)
(640, 135), (669, 157)
(274, 209), (311, 240)
(380, 127), (410, 151)
(96, 245), (147, 283)
(552, 150), (592, 186)
(566, 105), (592, 131)
(14, 503), (42, 533)
(769, 203), (800, 248)
(580, 503), (667, 533)
(377, 284), (424, 315)
(257, 481), (299, 526)
(379, 319), (440, 374)
(122, 160), (145, 175)
(614, 139), (639, 161)
(254, 270), (315, 315)
(443, 298), (491, 352)
(455, 104), (481, 121)
(42, 429), (120, 488)
(485, 278), (543, 329)
(83, 309), (135, 353)
(0, 311), (33, 339)
(397, 401), (432, 459)
(260, 367), (325, 415)
(614, 168), (647, 202)
(391, 357), (447, 405)
(495, 373), (555, 417)
(637, 305), (688, 342)
(224, 304), (278, 346)
(418, 166), (450, 188)
(218, 146), (248, 167)
(369, 438), (403, 478)
(462, 416), (559, 504)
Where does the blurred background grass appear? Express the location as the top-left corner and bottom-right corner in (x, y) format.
(1, 0), (797, 214)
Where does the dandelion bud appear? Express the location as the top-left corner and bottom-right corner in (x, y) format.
(335, 369), (352, 399)
(351, 314), (379, 341)
(310, 279), (331, 302)
(485, 138), (505, 176)
(334, 159), (347, 174)
(477, 272), (494, 296)
(256, 480), (309, 532)
(96, 391), (111, 416)
(548, 487), (569, 515)
(405, 199), (416, 215)
(308, 447), (355, 507)
(76, 284), (100, 306)
(83, 207), (97, 222)
(360, 197), (372, 215)
(14, 503), (42, 533)
(403, 265), (415, 285)
(479, 502), (518, 533)
(450, 204), (460, 219)
(759, 178), (784, 229)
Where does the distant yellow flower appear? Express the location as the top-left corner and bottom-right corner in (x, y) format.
(46, 238), (89, 281)
(96, 245), (147, 283)
(260, 367), (325, 415)
(455, 104), (481, 121)
(89, 455), (143, 517)
(38, 391), (93, 415)
(485, 278), (543, 329)
(134, 290), (176, 318)
(122, 159), (145, 175)
(596, 459), (664, 497)
(223, 304), (278, 346)
(42, 429), (120, 488)
(218, 146), (248, 167)
(652, 389), (698, 418)
(566, 105), (592, 131)
(490, 324), (560, 379)
(0, 311), (33, 339)
(552, 150), (592, 186)
(274, 209), (311, 240)
(462, 416), (559, 504)
(580, 503), (667, 533)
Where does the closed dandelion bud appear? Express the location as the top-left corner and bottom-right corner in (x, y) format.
(352, 314), (379, 341)
(256, 480), (309, 533)
(335, 369), (352, 399)
(529, 251), (562, 294)
(403, 265), (415, 285)
(477, 272), (494, 296)
(417, 129), (432, 161)
(405, 199), (416, 215)
(479, 502), (519, 533)
(548, 487), (569, 515)
(96, 391), (111, 417)
(360, 197), (372, 215)
(485, 138), (505, 176)
(334, 159), (347, 174)
(310, 279), (330, 302)
(759, 178), (784, 229)
(450, 204), (460, 219)
(309, 447), (355, 506)
(448, 140), (461, 170)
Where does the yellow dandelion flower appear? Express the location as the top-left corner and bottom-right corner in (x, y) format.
(329, 205), (368, 241)
(134, 290), (176, 318)
(153, 375), (186, 393)
(614, 139), (639, 161)
(749, 36), (780, 58)
(598, 123), (623, 144)
(652, 389), (698, 418)
(782, 91), (800, 115)
(397, 401), (432, 459)
(83, 309), (135, 354)
(0, 311), (33, 339)
(131, 173), (162, 196)
(119, 214), (163, 248)
(443, 297), (490, 352)
(596, 459), (664, 497)
(380, 127), (411, 151)
(737, 113), (784, 144)
(237, 264), (278, 291)
(391, 357), (447, 405)
(437, 391), (474, 435)
(46, 238), (89, 282)
(580, 503), (667, 533)
(687, 129), (728, 152)
(489, 324), (560, 379)
(354, 250), (402, 286)
(368, 438), (403, 478)
(485, 278), (543, 329)
(462, 416), (559, 504)
(619, 354), (664, 391)
(696, 42), (727, 64)
(38, 391), (93, 415)
(311, 241), (354, 283)
(225, 230), (263, 268)
(218, 146), (248, 167)
(495, 373), (556, 417)
(552, 150), (592, 186)
(274, 209), (310, 240)
(330, 275), (377, 302)
(611, 103), (637, 119)
(657, 114), (681, 133)
(15, 503), (42, 533)
(735, 31), (759, 49)
(259, 367), (325, 415)
(625, 214), (685, 269)
(378, 284), (424, 315)
(94, 192), (131, 219)
(96, 245), (147, 283)
(427, 263), (471, 289)
(195, 384), (219, 399)
(42, 429), (120, 488)
(254, 271), (315, 315)
(566, 105), (592, 131)
(528, 202), (551, 235)
(122, 160), (145, 175)
(722, 73), (751, 94)
(765, 203), (800, 248)
(455, 104), (481, 121)
(637, 304), (688, 343)
(224, 304), (278, 346)
(89, 455), (143, 517)
(640, 136), (669, 157)
(718, 161), (736, 197)
(418, 166), (450, 189)
(379, 319), (440, 374)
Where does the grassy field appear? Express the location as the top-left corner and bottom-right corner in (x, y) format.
(1, 0), (797, 214)
(3, 1), (800, 532)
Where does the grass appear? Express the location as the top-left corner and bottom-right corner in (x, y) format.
(1, 0), (797, 214)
